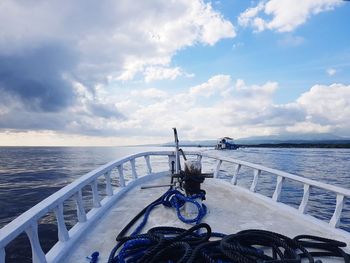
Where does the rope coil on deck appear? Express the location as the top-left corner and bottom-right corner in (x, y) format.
(162, 189), (207, 224)
(107, 188), (350, 263)
(116, 189), (207, 239)
(109, 223), (350, 263)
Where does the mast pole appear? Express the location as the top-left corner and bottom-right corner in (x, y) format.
(173, 128), (180, 174)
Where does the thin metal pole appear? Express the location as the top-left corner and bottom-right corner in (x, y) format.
(173, 128), (180, 174)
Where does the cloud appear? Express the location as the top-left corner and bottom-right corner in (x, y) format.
(0, 0), (235, 137)
(326, 68), (337, 76)
(237, 2), (265, 28)
(144, 67), (183, 83)
(189, 75), (232, 97)
(0, 80), (125, 135)
(0, 0), (234, 96)
(88, 103), (126, 120)
(238, 0), (342, 32)
(100, 76), (296, 140)
(297, 83), (350, 126)
(0, 44), (77, 112)
(108, 77), (350, 140)
(1, 72), (350, 143)
(131, 88), (168, 100)
(286, 121), (332, 133)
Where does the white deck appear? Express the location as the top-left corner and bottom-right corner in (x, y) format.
(66, 175), (350, 262)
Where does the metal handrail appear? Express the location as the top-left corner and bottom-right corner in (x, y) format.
(0, 151), (176, 263)
(201, 152), (350, 197)
(200, 152), (349, 228)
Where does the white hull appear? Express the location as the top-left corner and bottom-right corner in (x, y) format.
(68, 175), (350, 262)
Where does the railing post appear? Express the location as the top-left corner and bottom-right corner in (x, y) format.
(299, 184), (310, 214)
(250, 169), (261, 192)
(130, 159), (137, 179)
(214, 160), (222, 178)
(74, 190), (87, 223)
(144, 155), (152, 174)
(54, 203), (69, 242)
(272, 176), (285, 202)
(25, 222), (47, 263)
(91, 179), (101, 208)
(330, 194), (345, 228)
(117, 164), (126, 187)
(231, 164), (241, 185)
(104, 171), (113, 196)
(0, 247), (5, 263)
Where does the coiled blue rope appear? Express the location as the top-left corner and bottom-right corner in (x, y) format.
(162, 189), (207, 224)
(107, 189), (208, 263)
(131, 189), (207, 236)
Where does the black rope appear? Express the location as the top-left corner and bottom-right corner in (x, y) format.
(108, 223), (350, 263)
(115, 195), (163, 241)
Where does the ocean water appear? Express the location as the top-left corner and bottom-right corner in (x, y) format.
(1, 146), (350, 262)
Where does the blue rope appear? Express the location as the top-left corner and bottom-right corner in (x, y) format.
(131, 198), (163, 236)
(87, 251), (99, 263)
(167, 191), (207, 224)
(117, 238), (152, 263)
(107, 189), (208, 263)
(131, 189), (207, 236)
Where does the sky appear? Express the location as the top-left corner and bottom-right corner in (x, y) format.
(0, 0), (349, 146)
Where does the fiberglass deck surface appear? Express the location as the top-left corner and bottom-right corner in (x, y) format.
(66, 175), (350, 262)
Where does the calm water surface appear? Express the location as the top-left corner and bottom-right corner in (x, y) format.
(1, 146), (350, 262)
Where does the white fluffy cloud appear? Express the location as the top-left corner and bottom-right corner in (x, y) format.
(0, 0), (236, 142)
(144, 67), (183, 83)
(131, 88), (168, 100)
(327, 68), (337, 76)
(63, 75), (340, 142)
(1, 72), (350, 144)
(0, 0), (235, 86)
(189, 75), (232, 97)
(107, 78), (350, 140)
(238, 0), (342, 32)
(297, 83), (350, 124)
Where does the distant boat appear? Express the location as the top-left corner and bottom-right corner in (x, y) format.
(215, 136), (239, 150)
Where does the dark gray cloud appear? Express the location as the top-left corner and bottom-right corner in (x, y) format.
(0, 110), (68, 131)
(88, 103), (126, 120)
(0, 44), (77, 112)
(0, 105), (125, 135)
(66, 123), (169, 137)
(0, 0), (235, 139)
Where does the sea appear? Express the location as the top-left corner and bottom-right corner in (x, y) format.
(1, 146), (350, 262)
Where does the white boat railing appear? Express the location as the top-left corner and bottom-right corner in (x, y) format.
(0, 151), (176, 263)
(200, 152), (350, 229)
(1, 150), (349, 263)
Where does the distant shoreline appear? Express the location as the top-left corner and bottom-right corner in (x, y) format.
(168, 143), (350, 149)
(0, 143), (349, 148)
(239, 143), (350, 148)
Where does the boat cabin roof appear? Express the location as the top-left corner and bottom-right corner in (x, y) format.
(219, 137), (234, 140)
